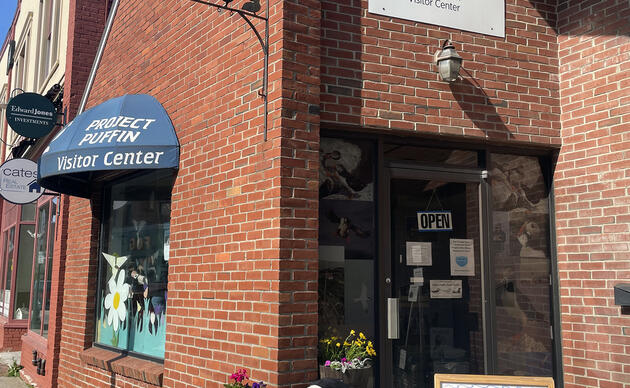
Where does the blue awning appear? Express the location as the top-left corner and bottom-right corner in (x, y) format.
(38, 94), (179, 197)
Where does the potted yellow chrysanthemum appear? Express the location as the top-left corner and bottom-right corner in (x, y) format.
(318, 330), (376, 388)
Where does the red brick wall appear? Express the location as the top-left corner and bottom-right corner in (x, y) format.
(555, 1), (630, 387)
(56, 0), (321, 387)
(21, 335), (49, 387)
(54, 0), (630, 387)
(0, 324), (26, 351)
(55, 1), (109, 387)
(320, 0), (561, 145)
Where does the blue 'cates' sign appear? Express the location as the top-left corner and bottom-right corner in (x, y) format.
(417, 211), (453, 231)
(37, 94), (180, 197)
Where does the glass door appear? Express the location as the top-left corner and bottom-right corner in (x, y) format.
(381, 166), (487, 388)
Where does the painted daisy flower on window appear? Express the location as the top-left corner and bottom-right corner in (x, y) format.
(104, 270), (130, 331)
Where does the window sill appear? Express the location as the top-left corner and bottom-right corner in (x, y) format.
(0, 316), (28, 328)
(79, 347), (163, 386)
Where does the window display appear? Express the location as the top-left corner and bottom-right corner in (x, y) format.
(0, 228), (14, 317)
(318, 137), (376, 376)
(29, 196), (57, 336)
(95, 170), (173, 359)
(490, 153), (553, 376)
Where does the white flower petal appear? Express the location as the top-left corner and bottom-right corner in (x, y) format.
(116, 302), (127, 322)
(107, 307), (115, 326)
(119, 284), (130, 300)
(104, 293), (113, 309)
(116, 270), (126, 287)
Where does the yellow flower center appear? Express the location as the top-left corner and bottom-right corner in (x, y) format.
(113, 292), (120, 310)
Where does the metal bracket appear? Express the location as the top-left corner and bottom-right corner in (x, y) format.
(190, 0), (270, 141)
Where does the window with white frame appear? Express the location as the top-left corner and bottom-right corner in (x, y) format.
(13, 30), (30, 93)
(8, 28), (30, 150)
(37, 0), (61, 88)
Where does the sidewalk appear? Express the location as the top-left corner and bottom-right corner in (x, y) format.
(0, 351), (30, 388)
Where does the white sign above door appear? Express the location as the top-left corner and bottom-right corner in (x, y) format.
(368, 0), (505, 38)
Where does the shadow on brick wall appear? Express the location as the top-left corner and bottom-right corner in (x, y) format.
(449, 76), (511, 137)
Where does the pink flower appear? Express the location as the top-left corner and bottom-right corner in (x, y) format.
(341, 358), (347, 363)
(230, 369), (248, 383)
(325, 360), (331, 366)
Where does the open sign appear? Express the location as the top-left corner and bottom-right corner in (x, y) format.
(417, 211), (452, 231)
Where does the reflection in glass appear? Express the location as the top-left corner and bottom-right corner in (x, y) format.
(390, 179), (483, 388)
(490, 153), (552, 376)
(95, 171), (173, 359)
(43, 197), (57, 337)
(14, 225), (35, 319)
(30, 203), (50, 333)
(318, 137), (376, 385)
(2, 228), (15, 317)
(0, 232), (7, 316)
(384, 144), (478, 168)
(21, 203), (36, 221)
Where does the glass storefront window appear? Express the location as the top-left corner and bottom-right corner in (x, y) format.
(29, 203), (49, 333)
(29, 198), (56, 336)
(318, 137), (376, 375)
(316, 139), (558, 385)
(14, 224), (35, 319)
(0, 232), (5, 316)
(490, 153), (553, 376)
(21, 203), (36, 222)
(384, 144), (478, 168)
(0, 228), (14, 317)
(95, 170), (173, 359)
(43, 197), (57, 336)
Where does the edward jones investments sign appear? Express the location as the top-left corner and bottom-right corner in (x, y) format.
(5, 92), (57, 138)
(369, 0), (505, 38)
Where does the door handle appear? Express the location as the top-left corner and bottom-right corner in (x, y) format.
(387, 298), (399, 339)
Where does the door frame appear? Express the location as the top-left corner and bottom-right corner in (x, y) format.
(378, 161), (493, 387)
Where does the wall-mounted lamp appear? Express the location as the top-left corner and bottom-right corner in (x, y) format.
(435, 40), (463, 82)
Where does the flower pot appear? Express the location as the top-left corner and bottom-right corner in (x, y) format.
(319, 365), (374, 388)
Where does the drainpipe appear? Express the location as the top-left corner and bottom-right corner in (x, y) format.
(77, 0), (120, 115)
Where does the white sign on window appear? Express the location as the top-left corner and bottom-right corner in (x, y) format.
(368, 0), (505, 38)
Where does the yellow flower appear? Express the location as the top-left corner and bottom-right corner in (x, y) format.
(336, 342), (341, 347)
(350, 330), (355, 335)
(359, 332), (366, 340)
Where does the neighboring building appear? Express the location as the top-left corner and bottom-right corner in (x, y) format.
(0, 0), (68, 378)
(0, 0), (627, 388)
(0, 0), (109, 386)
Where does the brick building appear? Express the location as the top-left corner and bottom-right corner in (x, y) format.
(0, 0), (113, 386)
(0, 0), (69, 386)
(0, 0), (627, 387)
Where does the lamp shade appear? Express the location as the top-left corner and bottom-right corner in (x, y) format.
(436, 43), (463, 82)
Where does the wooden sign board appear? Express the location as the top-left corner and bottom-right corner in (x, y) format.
(435, 374), (554, 388)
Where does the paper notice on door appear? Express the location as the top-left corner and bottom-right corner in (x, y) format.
(406, 241), (432, 266)
(399, 348), (407, 369)
(411, 268), (424, 285)
(430, 280), (462, 299)
(450, 238), (475, 276)
(408, 284), (420, 302)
